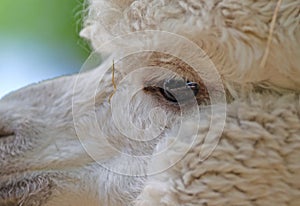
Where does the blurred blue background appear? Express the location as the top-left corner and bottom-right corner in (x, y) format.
(0, 0), (90, 97)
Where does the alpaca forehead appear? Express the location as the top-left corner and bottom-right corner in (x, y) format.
(111, 51), (210, 85)
(85, 0), (298, 38)
(83, 0), (300, 91)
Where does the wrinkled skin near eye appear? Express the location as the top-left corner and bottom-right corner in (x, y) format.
(160, 79), (200, 103)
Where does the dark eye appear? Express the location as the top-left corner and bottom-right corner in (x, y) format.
(160, 79), (199, 103)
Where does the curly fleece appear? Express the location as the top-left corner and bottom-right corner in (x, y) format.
(135, 93), (300, 205)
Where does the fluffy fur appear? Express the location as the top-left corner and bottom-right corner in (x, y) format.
(0, 0), (299, 205)
(81, 0), (300, 91)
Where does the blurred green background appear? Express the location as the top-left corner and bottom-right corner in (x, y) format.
(0, 0), (91, 97)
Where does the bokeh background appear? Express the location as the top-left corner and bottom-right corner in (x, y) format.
(0, 0), (90, 97)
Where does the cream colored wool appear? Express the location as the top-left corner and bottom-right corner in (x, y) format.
(135, 93), (300, 206)
(81, 0), (300, 91)
(0, 0), (299, 206)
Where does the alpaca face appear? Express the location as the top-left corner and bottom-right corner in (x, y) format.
(0, 34), (226, 205)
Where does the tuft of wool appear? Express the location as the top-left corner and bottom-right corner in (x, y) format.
(81, 0), (300, 91)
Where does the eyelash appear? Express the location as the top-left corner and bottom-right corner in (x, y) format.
(144, 79), (200, 104)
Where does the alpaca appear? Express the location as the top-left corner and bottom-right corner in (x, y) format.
(0, 0), (299, 205)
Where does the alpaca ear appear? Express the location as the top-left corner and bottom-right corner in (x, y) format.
(80, 0), (135, 50)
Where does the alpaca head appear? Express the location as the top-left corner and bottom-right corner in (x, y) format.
(0, 0), (299, 205)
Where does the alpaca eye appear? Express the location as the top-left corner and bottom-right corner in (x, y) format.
(160, 79), (199, 103)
